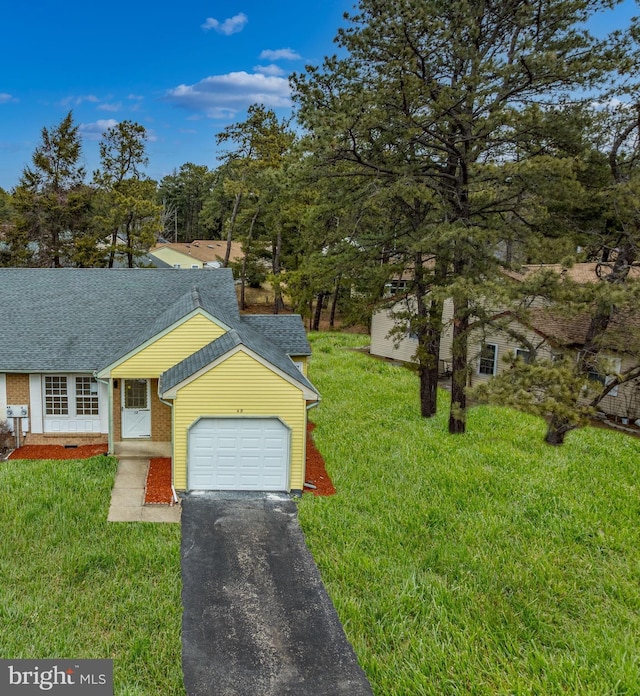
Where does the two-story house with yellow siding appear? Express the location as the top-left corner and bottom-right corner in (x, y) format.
(1, 268), (319, 495)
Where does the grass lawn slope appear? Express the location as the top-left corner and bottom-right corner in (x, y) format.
(299, 332), (640, 695)
(0, 456), (183, 695)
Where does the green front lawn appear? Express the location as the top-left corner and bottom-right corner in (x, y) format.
(0, 456), (183, 695)
(3, 332), (640, 695)
(299, 332), (640, 695)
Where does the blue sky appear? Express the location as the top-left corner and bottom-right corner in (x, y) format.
(0, 0), (637, 191)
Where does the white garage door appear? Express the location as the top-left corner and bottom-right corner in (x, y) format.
(188, 418), (290, 491)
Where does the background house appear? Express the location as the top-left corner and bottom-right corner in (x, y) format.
(149, 240), (243, 269)
(370, 263), (640, 422)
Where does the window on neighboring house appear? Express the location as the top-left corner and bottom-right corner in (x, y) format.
(44, 375), (99, 417)
(173, 264), (181, 269)
(191, 264), (199, 269)
(479, 343), (498, 376)
(45, 376), (68, 415)
(384, 279), (408, 297)
(588, 356), (621, 397)
(516, 348), (533, 364)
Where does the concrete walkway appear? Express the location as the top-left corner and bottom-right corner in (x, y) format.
(107, 456), (181, 523)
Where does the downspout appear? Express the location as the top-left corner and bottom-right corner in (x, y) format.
(303, 398), (320, 491)
(158, 385), (179, 505)
(93, 372), (113, 455)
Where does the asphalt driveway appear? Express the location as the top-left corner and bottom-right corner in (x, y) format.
(181, 494), (373, 696)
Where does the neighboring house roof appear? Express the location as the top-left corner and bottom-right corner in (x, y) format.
(0, 268), (308, 375)
(149, 240), (243, 266)
(527, 306), (640, 353)
(505, 261), (640, 284)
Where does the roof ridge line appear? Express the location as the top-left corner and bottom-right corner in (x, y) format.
(191, 285), (202, 308)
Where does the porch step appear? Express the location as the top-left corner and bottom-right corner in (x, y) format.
(114, 441), (172, 457)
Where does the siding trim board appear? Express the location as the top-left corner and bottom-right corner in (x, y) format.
(0, 374), (6, 424)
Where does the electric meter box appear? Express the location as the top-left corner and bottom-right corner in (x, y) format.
(6, 405), (29, 418)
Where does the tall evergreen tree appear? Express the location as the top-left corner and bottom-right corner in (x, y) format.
(157, 163), (215, 242)
(293, 0), (625, 430)
(13, 112), (92, 267)
(93, 120), (160, 267)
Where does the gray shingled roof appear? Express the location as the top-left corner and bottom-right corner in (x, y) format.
(0, 269), (227, 371)
(1, 269), (317, 399)
(241, 315), (312, 355)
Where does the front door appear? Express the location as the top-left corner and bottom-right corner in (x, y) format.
(121, 379), (151, 438)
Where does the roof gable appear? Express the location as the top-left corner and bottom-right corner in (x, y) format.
(97, 287), (232, 374)
(160, 329), (318, 399)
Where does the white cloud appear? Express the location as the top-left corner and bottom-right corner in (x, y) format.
(128, 94), (144, 101)
(0, 93), (17, 104)
(98, 102), (122, 112)
(60, 94), (100, 107)
(164, 71), (291, 118)
(79, 119), (119, 141)
(259, 48), (301, 61)
(201, 13), (248, 35)
(254, 64), (286, 77)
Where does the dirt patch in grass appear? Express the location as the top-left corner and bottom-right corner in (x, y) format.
(9, 444), (108, 460)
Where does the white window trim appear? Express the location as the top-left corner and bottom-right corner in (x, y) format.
(29, 374), (43, 433)
(0, 373), (6, 424)
(478, 343), (498, 376)
(38, 372), (105, 433)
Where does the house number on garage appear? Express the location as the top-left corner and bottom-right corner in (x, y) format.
(236, 409), (243, 413)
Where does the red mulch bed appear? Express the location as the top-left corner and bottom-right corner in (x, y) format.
(145, 457), (174, 505)
(304, 422), (336, 496)
(143, 422), (336, 503)
(6, 431), (336, 500)
(8, 444), (108, 460)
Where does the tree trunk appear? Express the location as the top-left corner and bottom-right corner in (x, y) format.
(240, 209), (259, 311)
(272, 228), (284, 314)
(414, 252), (443, 418)
(329, 274), (341, 329)
(312, 292), (325, 331)
(224, 192), (242, 267)
(448, 301), (469, 434)
(544, 417), (574, 445)
(108, 227), (118, 268)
